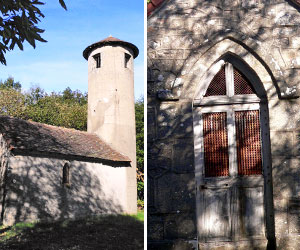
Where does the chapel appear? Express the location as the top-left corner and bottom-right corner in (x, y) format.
(0, 36), (138, 225)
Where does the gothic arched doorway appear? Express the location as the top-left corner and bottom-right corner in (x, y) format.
(193, 56), (274, 247)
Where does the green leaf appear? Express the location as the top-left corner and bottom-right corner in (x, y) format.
(59, 0), (67, 10)
(16, 40), (24, 50)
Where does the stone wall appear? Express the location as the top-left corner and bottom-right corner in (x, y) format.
(148, 0), (300, 249)
(0, 135), (10, 217)
(2, 155), (128, 225)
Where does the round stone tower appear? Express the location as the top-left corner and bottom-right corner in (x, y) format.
(83, 36), (139, 213)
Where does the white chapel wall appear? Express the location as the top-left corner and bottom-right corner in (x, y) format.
(2, 155), (128, 226)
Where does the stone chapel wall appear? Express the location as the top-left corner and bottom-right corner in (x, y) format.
(148, 0), (300, 249)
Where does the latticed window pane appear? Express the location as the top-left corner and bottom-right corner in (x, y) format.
(203, 112), (229, 177)
(235, 110), (262, 175)
(233, 67), (256, 95)
(204, 66), (226, 96)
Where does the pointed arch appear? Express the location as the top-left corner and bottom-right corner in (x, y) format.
(193, 53), (267, 104)
(182, 37), (287, 102)
(192, 51), (275, 244)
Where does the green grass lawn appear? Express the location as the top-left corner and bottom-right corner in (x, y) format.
(132, 210), (144, 222)
(0, 212), (144, 250)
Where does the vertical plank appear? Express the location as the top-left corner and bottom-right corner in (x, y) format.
(202, 188), (232, 241)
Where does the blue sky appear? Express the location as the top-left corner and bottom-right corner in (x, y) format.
(0, 0), (144, 100)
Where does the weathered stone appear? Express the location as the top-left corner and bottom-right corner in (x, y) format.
(272, 157), (300, 199)
(171, 174), (195, 212)
(287, 199), (300, 234)
(148, 177), (155, 210)
(173, 103), (194, 138)
(148, 108), (157, 139)
(148, 216), (164, 241)
(270, 131), (296, 157)
(148, 0), (300, 248)
(148, 157), (171, 179)
(164, 213), (197, 239)
(173, 139), (194, 173)
(280, 49), (300, 68)
(158, 103), (179, 126)
(269, 99), (300, 130)
(156, 174), (173, 213)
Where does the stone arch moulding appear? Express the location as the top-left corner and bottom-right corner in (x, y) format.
(193, 52), (267, 103)
(181, 36), (297, 101)
(192, 53), (276, 246)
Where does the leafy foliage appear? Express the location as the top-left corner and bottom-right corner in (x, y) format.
(0, 76), (21, 90)
(135, 97), (144, 204)
(0, 0), (67, 65)
(0, 78), (87, 130)
(0, 77), (25, 118)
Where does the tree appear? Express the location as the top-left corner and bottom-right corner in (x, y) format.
(24, 88), (88, 131)
(0, 76), (21, 90)
(0, 88), (26, 118)
(135, 97), (144, 206)
(0, 77), (25, 117)
(0, 0), (67, 65)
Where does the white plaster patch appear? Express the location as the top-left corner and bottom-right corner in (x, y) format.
(103, 98), (108, 103)
(172, 78), (182, 87)
(281, 86), (297, 97)
(208, 20), (216, 25)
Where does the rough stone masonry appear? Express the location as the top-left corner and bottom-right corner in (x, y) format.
(148, 0), (300, 249)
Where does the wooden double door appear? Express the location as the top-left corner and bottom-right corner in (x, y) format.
(194, 104), (267, 242)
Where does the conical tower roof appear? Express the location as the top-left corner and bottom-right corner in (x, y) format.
(83, 36), (139, 60)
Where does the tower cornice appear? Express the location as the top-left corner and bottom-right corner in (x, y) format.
(83, 36), (139, 60)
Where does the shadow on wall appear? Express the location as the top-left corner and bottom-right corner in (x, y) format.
(1, 156), (124, 226)
(148, 0), (300, 102)
(147, 1), (300, 249)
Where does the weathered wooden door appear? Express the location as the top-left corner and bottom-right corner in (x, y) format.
(193, 61), (269, 243)
(195, 107), (265, 242)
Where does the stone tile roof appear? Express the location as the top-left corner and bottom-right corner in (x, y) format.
(0, 116), (130, 162)
(83, 36), (139, 60)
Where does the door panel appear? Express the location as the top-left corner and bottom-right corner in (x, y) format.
(201, 188), (232, 241)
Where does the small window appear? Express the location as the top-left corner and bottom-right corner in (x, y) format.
(93, 53), (101, 68)
(124, 53), (131, 68)
(62, 163), (70, 186)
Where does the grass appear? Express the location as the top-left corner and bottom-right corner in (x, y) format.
(0, 212), (144, 250)
(132, 210), (144, 222)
